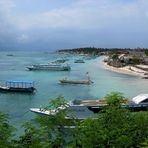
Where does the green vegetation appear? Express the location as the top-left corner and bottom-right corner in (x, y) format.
(144, 50), (148, 56)
(0, 112), (15, 147)
(0, 93), (148, 147)
(111, 54), (119, 60)
(58, 47), (148, 56)
(131, 55), (143, 64)
(58, 47), (130, 55)
(76, 92), (148, 147)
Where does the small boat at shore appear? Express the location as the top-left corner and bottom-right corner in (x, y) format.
(142, 76), (148, 79)
(0, 80), (35, 93)
(30, 94), (148, 119)
(26, 63), (71, 71)
(142, 73), (148, 79)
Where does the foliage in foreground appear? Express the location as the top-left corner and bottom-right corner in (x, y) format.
(0, 112), (15, 148)
(75, 92), (148, 148)
(0, 93), (148, 148)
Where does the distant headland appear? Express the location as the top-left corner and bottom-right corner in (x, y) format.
(58, 47), (148, 77)
(57, 47), (148, 56)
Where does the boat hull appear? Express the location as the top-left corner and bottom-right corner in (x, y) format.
(30, 106), (101, 119)
(59, 79), (93, 85)
(30, 94), (148, 120)
(74, 59), (85, 63)
(27, 66), (71, 71)
(30, 104), (148, 120)
(0, 86), (35, 93)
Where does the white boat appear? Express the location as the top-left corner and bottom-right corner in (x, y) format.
(26, 63), (71, 71)
(30, 94), (148, 119)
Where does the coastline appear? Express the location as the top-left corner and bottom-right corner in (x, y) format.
(102, 61), (147, 77)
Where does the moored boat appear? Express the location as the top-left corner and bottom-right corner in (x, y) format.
(0, 80), (35, 93)
(74, 59), (85, 63)
(59, 72), (93, 85)
(30, 94), (148, 119)
(59, 79), (93, 85)
(26, 63), (71, 71)
(51, 58), (69, 64)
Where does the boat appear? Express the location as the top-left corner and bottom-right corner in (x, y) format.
(59, 79), (93, 85)
(30, 94), (148, 119)
(59, 72), (93, 85)
(142, 73), (148, 79)
(142, 76), (148, 79)
(0, 80), (35, 93)
(26, 63), (71, 71)
(6, 54), (14, 56)
(51, 58), (69, 64)
(74, 59), (85, 63)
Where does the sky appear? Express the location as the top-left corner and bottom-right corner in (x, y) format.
(0, 0), (148, 51)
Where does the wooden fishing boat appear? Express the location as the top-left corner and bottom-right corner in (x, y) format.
(59, 79), (93, 85)
(59, 72), (93, 85)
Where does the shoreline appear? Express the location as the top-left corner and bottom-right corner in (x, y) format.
(102, 61), (147, 77)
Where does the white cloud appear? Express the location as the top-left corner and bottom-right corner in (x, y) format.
(1, 0), (148, 31)
(0, 0), (148, 49)
(0, 0), (16, 33)
(14, 0), (148, 31)
(17, 34), (29, 43)
(0, 0), (15, 12)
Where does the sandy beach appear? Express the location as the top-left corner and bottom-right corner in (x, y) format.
(102, 61), (147, 77)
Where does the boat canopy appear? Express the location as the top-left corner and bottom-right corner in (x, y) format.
(6, 80), (34, 84)
(5, 80), (34, 88)
(132, 94), (148, 104)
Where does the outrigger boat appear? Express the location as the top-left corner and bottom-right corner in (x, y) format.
(30, 94), (148, 119)
(59, 79), (93, 85)
(59, 72), (93, 85)
(26, 63), (71, 71)
(0, 80), (35, 93)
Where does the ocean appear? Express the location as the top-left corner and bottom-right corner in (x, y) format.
(0, 50), (148, 133)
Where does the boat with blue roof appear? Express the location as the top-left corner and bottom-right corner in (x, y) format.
(0, 80), (35, 93)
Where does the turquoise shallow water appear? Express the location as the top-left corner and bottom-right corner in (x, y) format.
(0, 51), (148, 132)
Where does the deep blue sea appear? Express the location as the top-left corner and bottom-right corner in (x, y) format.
(0, 50), (148, 134)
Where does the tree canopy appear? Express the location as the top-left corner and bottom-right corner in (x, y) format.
(0, 92), (148, 147)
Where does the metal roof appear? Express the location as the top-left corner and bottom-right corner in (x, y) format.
(6, 80), (34, 83)
(132, 94), (148, 104)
